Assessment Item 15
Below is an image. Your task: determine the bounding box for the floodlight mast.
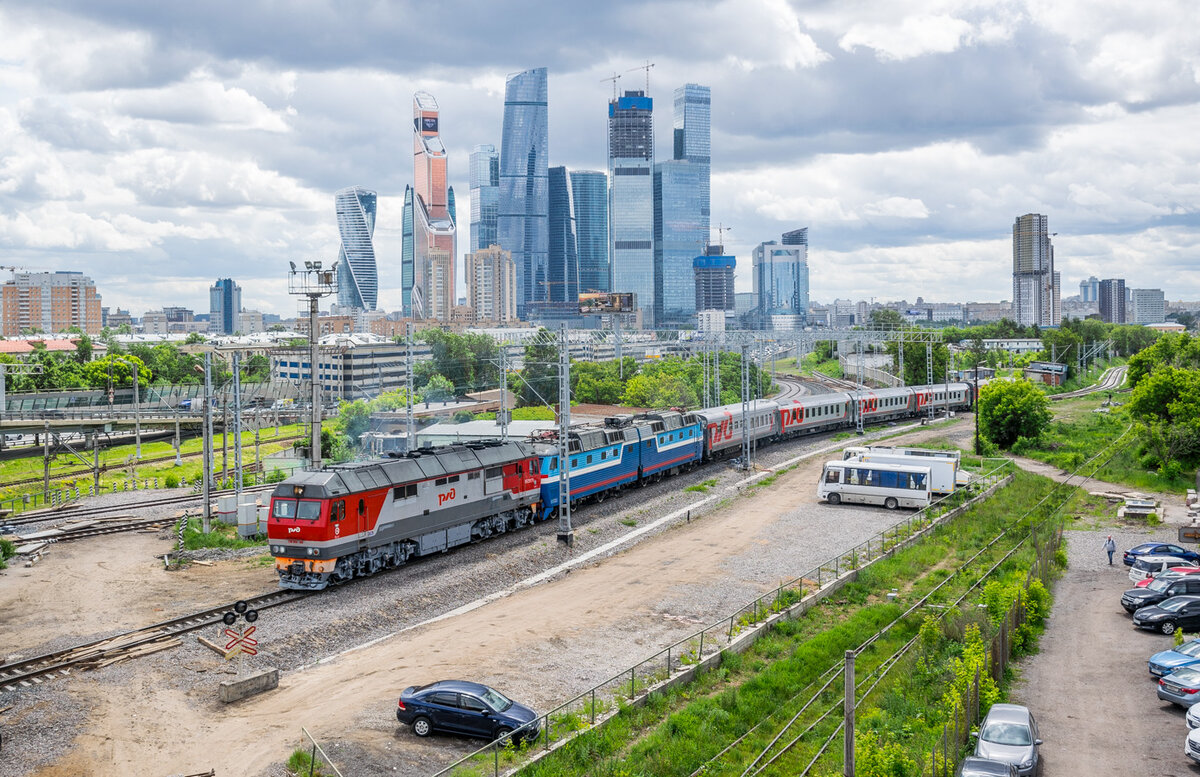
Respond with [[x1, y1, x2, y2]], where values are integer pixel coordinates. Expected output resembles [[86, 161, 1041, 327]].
[[288, 260, 338, 470]]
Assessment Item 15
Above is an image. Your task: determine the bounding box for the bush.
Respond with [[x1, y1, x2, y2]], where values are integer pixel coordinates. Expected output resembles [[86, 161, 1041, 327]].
[[285, 748, 327, 777], [164, 474, 180, 489], [856, 732, 920, 777], [266, 468, 287, 484], [0, 537, 14, 570]]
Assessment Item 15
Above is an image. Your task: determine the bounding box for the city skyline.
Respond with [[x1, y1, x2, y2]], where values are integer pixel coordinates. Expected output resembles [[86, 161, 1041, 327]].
[[0, 2, 1197, 317]]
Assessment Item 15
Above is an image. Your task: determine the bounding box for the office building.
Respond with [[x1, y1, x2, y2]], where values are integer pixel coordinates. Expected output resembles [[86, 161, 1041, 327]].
[[1011, 214, 1059, 327], [408, 91, 456, 321], [334, 185, 378, 311], [782, 228, 808, 246], [497, 67, 549, 320], [465, 244, 517, 325], [0, 271, 104, 336], [571, 170, 609, 294], [1129, 287, 1164, 325], [210, 278, 241, 335], [469, 144, 500, 253], [693, 246, 735, 313], [609, 90, 655, 326], [753, 232, 809, 331], [400, 186, 415, 316], [546, 166, 579, 308], [1079, 276, 1099, 303], [1099, 278, 1126, 324]]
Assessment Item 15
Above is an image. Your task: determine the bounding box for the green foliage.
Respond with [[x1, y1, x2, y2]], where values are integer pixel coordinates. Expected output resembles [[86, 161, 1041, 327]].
[[939, 624, 1000, 722], [266, 468, 288, 483], [1127, 332, 1200, 388], [1125, 364, 1200, 470], [285, 748, 328, 777], [977, 378, 1051, 448], [621, 372, 697, 409], [518, 329, 560, 407], [422, 373, 456, 402], [1176, 628, 1187, 648], [885, 339, 952, 387], [182, 518, 266, 550], [0, 538, 15, 569], [418, 329, 499, 394], [572, 358, 634, 405], [164, 474, 180, 488], [856, 732, 920, 777], [684, 478, 718, 494]]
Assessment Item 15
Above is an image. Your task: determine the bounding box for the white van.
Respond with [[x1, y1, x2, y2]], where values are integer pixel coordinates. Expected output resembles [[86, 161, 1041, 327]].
[[1129, 555, 1199, 583]]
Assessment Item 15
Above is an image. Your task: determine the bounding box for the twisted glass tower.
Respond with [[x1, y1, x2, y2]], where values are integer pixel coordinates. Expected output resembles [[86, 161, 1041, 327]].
[[334, 185, 378, 310], [498, 67, 549, 320]]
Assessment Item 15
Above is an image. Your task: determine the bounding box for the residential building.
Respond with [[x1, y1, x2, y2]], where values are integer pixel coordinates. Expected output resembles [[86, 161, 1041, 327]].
[[238, 310, 265, 334], [466, 245, 517, 325], [0, 271, 103, 336], [696, 309, 726, 332], [1099, 278, 1126, 324], [653, 83, 710, 328], [498, 67, 549, 320], [1079, 276, 1099, 303], [609, 90, 655, 326], [693, 247, 735, 312], [571, 170, 609, 294], [469, 144, 500, 253], [546, 166, 579, 311], [163, 306, 193, 323], [407, 91, 456, 321], [753, 231, 809, 331], [1011, 214, 1059, 327], [141, 310, 169, 335], [209, 278, 241, 335], [1129, 288, 1165, 325], [427, 248, 454, 322], [104, 307, 134, 329], [334, 185, 379, 311]]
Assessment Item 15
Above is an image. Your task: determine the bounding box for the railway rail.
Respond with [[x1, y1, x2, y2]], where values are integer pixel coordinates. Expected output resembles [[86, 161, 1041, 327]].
[[1050, 365, 1127, 401], [0, 484, 276, 530], [0, 589, 309, 693]]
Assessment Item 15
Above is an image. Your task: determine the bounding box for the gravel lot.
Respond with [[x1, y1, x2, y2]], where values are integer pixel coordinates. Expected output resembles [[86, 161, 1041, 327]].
[[0, 416, 967, 777]]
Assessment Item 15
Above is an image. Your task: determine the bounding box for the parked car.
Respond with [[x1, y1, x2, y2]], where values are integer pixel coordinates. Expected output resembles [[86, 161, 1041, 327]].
[[396, 680, 540, 743], [1158, 666, 1200, 707], [1123, 577, 1200, 613], [1187, 727, 1200, 765], [957, 756, 1019, 776], [1149, 639, 1200, 678], [972, 704, 1042, 776], [1128, 555, 1199, 583], [1124, 542, 1200, 567], [1135, 567, 1200, 588], [1188, 701, 1200, 730], [1132, 595, 1200, 635]]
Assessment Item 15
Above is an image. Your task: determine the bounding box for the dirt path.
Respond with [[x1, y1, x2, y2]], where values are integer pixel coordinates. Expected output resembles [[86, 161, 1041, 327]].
[[1009, 455, 1191, 523]]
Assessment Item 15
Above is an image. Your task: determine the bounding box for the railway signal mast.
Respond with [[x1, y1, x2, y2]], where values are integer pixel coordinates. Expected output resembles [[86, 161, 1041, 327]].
[[288, 260, 337, 470]]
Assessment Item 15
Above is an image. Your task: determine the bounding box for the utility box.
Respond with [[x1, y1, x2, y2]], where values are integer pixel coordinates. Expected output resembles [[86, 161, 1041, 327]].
[[217, 495, 238, 525], [237, 500, 259, 538]]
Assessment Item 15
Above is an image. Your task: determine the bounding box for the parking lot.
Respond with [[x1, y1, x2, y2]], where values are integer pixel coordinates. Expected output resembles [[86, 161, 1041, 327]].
[[1011, 527, 1200, 776]]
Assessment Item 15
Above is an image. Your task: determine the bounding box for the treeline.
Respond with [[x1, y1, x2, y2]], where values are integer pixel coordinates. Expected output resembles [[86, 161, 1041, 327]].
[[1126, 332, 1200, 479]]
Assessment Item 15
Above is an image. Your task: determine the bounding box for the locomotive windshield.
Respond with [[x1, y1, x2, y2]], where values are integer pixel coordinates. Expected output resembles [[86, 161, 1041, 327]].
[[272, 499, 323, 520]]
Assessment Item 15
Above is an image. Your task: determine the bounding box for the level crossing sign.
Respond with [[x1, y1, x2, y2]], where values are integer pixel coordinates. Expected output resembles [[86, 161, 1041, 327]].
[[223, 625, 258, 660]]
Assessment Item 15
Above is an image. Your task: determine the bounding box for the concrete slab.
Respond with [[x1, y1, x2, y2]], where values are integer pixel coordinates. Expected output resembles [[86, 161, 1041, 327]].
[[218, 667, 279, 704]]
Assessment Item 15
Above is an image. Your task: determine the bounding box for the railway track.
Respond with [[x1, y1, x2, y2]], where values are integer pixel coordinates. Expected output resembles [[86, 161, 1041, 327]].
[[13, 516, 179, 543], [0, 484, 276, 529], [0, 589, 309, 693], [1050, 365, 1127, 401]]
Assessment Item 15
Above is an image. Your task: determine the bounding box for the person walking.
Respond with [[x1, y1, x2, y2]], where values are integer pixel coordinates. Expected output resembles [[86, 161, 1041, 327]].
[[1104, 535, 1117, 565]]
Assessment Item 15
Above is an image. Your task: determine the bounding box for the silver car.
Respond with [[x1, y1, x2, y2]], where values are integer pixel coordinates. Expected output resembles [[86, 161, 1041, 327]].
[[973, 704, 1042, 776], [1157, 666, 1200, 707]]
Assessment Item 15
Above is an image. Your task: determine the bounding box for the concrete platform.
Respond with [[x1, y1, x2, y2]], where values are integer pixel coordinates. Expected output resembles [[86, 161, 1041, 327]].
[[219, 667, 279, 704]]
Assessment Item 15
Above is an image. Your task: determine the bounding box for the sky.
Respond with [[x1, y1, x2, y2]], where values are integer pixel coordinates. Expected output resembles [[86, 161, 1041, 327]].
[[0, 0, 1197, 320]]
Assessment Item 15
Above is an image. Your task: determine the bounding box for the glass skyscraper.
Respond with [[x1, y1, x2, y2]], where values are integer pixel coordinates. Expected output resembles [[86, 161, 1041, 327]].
[[334, 185, 378, 311], [498, 67, 549, 320], [409, 91, 457, 321], [469, 144, 500, 252], [608, 90, 654, 326], [571, 170, 608, 294], [209, 278, 241, 335], [653, 84, 710, 328], [547, 166, 579, 306], [753, 232, 809, 331], [401, 185, 414, 316]]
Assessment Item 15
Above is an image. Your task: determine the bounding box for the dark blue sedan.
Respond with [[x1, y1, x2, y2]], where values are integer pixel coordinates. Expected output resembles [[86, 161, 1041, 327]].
[[397, 680, 540, 743], [1123, 542, 1200, 567]]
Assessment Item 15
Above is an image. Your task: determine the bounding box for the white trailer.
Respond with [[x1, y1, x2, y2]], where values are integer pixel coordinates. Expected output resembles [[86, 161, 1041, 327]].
[[841, 450, 959, 495]]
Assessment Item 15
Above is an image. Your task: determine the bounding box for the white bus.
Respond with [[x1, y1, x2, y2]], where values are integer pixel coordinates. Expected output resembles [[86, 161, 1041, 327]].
[[842, 445, 961, 464], [842, 446, 966, 492], [817, 460, 933, 509]]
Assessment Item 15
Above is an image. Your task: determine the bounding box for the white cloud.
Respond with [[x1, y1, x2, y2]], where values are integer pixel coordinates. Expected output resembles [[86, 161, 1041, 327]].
[[839, 14, 975, 61]]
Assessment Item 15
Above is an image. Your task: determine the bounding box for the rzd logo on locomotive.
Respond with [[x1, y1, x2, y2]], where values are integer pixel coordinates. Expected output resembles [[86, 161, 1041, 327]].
[[438, 488, 456, 506]]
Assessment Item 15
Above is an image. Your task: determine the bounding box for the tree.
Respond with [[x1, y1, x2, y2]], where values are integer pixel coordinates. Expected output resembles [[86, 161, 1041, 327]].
[[335, 399, 373, 442], [1128, 333, 1200, 388], [571, 360, 627, 405], [422, 374, 456, 402], [977, 378, 1051, 448], [1126, 365, 1200, 473], [620, 373, 698, 409], [869, 309, 904, 328], [517, 329, 559, 407], [184, 332, 207, 345], [886, 341, 951, 386]]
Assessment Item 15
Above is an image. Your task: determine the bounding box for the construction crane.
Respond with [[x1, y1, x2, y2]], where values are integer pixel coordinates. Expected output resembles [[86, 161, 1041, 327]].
[[625, 60, 655, 93], [600, 72, 622, 101]]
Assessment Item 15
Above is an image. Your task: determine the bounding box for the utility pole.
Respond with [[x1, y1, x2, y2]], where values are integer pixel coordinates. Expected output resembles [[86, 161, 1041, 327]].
[[844, 650, 856, 776], [202, 352, 214, 532], [221, 391, 229, 486], [741, 343, 751, 470], [557, 323, 573, 546], [42, 421, 51, 499], [287, 260, 337, 469], [232, 352, 243, 504], [92, 432, 100, 494], [406, 321, 415, 451], [926, 342, 934, 421], [499, 341, 509, 441]]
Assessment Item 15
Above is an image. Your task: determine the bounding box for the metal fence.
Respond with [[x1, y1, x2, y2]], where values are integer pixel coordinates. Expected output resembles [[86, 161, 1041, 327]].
[[427, 458, 1015, 777]]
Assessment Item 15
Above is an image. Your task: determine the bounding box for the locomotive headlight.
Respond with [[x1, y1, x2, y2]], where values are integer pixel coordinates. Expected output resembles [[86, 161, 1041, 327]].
[[309, 547, 320, 556]]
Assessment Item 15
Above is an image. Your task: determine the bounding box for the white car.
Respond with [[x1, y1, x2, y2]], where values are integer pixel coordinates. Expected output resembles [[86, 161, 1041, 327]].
[[1187, 727, 1200, 765], [1129, 555, 1198, 583], [1187, 701, 1200, 730]]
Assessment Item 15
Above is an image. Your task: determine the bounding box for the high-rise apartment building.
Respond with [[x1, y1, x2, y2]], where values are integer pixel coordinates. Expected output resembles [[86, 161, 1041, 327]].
[[1079, 276, 1099, 303], [1129, 288, 1165, 325], [1099, 278, 1127, 323], [570, 170, 609, 294], [210, 278, 241, 335], [653, 84, 711, 328], [498, 67, 549, 321], [693, 246, 735, 312], [469, 144, 500, 253], [1011, 214, 1059, 327], [547, 166, 579, 309], [405, 91, 456, 321], [609, 90, 655, 327], [465, 245, 516, 325], [334, 185, 378, 311], [753, 231, 809, 331], [0, 271, 103, 335]]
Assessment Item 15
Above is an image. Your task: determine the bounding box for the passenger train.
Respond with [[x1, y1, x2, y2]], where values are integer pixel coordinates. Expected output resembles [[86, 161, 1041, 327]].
[[267, 382, 974, 589]]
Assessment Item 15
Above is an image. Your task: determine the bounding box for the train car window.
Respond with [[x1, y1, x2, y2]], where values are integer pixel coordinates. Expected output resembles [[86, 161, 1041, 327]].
[[468, 471, 481, 480], [600, 451, 606, 460], [272, 499, 297, 518], [586, 455, 593, 464], [449, 474, 460, 483], [486, 467, 502, 479], [358, 498, 366, 516], [436, 477, 447, 486], [332, 501, 345, 522], [296, 500, 322, 520]]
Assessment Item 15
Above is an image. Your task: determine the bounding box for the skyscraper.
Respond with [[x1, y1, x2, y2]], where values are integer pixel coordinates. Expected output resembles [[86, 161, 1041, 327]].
[[547, 166, 579, 307], [1129, 288, 1165, 325], [609, 90, 654, 326], [1079, 276, 1099, 303], [410, 91, 456, 321], [693, 246, 735, 312], [400, 185, 415, 316], [570, 170, 609, 294], [210, 278, 241, 335], [1011, 214, 1059, 327], [1099, 278, 1126, 323], [498, 67, 549, 320], [466, 245, 516, 325], [753, 232, 809, 331], [334, 185, 378, 311], [469, 144, 500, 252]]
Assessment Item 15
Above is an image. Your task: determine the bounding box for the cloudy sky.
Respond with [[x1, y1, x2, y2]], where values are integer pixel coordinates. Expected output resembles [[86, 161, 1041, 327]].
[[1, 0, 1197, 319]]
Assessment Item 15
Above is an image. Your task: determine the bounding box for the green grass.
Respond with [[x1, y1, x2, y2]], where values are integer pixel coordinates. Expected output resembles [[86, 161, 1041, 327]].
[[285, 747, 329, 777], [684, 478, 719, 494], [801, 352, 844, 379], [182, 517, 267, 551], [0, 537, 15, 570], [514, 469, 1064, 777], [618, 518, 638, 528]]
